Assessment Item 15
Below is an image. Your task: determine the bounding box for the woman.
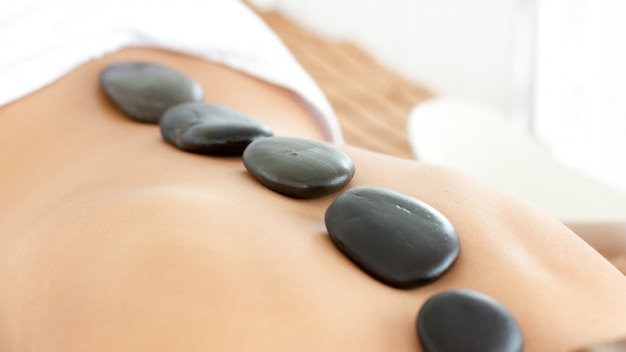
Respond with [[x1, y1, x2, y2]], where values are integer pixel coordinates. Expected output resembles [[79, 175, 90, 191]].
[[1, 2, 626, 351]]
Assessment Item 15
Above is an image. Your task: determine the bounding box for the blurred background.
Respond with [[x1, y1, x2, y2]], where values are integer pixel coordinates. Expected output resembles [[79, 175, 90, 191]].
[[248, 0, 626, 198]]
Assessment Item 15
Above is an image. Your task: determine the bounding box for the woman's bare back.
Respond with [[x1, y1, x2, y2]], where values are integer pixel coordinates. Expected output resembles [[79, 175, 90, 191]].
[[1, 48, 625, 351]]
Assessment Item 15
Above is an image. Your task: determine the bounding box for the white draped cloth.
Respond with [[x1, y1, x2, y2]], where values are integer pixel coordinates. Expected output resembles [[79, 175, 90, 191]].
[[0, 0, 343, 142]]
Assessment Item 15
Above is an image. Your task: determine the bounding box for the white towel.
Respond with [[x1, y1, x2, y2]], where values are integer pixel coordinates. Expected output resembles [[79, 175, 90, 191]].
[[0, 0, 343, 142]]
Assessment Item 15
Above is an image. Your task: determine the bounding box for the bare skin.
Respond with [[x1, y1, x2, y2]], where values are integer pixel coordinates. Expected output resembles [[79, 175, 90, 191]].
[[1, 48, 626, 352]]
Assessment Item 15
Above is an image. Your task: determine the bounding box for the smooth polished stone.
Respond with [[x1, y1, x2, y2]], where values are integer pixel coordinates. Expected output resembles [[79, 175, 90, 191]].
[[242, 137, 355, 198], [417, 289, 524, 352], [160, 102, 273, 155], [324, 186, 459, 288], [100, 62, 203, 123]]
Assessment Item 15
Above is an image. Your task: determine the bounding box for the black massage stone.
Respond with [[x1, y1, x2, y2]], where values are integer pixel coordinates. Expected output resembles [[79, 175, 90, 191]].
[[417, 289, 523, 352], [100, 62, 203, 123], [324, 186, 460, 288], [160, 102, 273, 155], [242, 137, 355, 198]]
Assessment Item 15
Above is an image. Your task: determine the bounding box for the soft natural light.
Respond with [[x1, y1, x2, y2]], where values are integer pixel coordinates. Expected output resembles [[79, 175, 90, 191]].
[[253, 0, 626, 192]]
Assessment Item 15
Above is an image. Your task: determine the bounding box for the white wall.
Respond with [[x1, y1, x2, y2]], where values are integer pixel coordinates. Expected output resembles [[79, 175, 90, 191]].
[[588, 0, 626, 191], [531, 0, 626, 192], [267, 0, 518, 117], [603, 1, 626, 157], [252, 0, 626, 191]]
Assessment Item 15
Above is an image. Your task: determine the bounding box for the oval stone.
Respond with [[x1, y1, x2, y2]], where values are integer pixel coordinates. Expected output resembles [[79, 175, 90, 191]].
[[160, 102, 273, 155], [242, 137, 355, 198], [100, 62, 203, 123], [324, 186, 459, 288], [417, 289, 524, 352]]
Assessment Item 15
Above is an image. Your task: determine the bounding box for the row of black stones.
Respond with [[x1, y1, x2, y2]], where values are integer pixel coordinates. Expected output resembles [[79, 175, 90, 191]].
[[100, 61, 523, 351]]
